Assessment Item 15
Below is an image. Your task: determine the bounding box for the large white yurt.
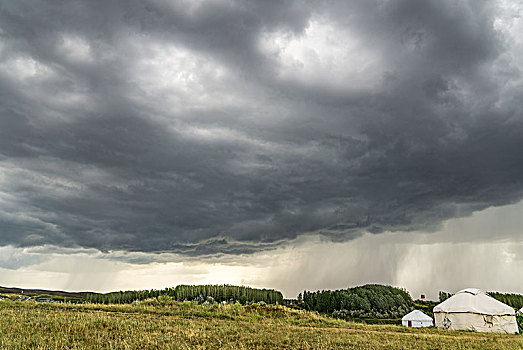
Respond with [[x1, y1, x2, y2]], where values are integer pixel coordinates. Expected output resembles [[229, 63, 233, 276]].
[[433, 288, 519, 334], [402, 310, 433, 328]]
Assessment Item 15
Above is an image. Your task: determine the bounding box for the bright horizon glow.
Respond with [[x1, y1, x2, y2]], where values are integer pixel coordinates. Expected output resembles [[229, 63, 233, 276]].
[[1, 200, 522, 300]]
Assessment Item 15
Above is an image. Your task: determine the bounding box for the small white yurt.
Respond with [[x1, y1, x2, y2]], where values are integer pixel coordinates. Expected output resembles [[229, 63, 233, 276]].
[[402, 310, 433, 328], [433, 288, 519, 334]]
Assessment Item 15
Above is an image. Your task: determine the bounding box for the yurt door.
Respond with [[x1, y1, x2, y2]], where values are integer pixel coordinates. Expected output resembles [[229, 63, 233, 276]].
[[408, 321, 412, 327]]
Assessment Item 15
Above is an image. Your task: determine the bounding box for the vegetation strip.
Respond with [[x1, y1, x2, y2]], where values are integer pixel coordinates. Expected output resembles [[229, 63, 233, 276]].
[[1, 297, 522, 349]]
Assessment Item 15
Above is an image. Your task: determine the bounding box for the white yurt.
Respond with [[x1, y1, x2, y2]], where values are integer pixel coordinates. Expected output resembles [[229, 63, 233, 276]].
[[402, 310, 433, 328], [433, 288, 519, 334]]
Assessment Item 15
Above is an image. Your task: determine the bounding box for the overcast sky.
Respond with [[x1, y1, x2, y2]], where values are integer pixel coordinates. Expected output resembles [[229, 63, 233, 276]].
[[0, 0, 522, 299]]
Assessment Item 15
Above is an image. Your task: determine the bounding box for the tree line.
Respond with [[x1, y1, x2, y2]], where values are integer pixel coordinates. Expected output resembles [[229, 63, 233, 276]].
[[85, 285, 283, 305], [85, 288, 174, 304], [174, 285, 283, 304], [438, 291, 453, 302], [489, 292, 523, 310], [301, 284, 413, 319]]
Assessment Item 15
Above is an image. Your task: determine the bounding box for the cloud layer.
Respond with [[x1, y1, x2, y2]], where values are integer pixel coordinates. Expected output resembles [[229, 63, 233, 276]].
[[1, 0, 522, 255], [1, 201, 523, 298]]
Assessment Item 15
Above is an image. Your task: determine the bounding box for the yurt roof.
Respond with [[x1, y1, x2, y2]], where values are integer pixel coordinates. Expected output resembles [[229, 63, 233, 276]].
[[433, 288, 515, 315], [402, 310, 433, 322]]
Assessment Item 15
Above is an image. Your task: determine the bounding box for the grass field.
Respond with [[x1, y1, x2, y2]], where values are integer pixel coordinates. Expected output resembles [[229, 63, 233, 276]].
[[0, 298, 522, 349]]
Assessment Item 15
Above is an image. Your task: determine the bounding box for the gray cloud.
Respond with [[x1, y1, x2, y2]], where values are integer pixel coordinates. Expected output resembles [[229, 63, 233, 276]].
[[0, 0, 522, 256]]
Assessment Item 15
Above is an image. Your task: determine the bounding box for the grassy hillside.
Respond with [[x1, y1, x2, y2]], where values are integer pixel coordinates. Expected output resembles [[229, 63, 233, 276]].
[[0, 298, 522, 349]]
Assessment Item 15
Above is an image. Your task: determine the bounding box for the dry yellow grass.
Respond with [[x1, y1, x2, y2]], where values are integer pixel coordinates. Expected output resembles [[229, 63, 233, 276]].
[[0, 299, 521, 349]]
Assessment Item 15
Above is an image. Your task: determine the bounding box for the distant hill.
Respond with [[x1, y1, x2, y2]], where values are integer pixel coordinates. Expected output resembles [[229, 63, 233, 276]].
[[1, 284, 284, 305], [0, 286, 88, 299]]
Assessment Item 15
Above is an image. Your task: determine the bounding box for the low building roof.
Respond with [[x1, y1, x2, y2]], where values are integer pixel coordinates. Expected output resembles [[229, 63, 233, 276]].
[[402, 310, 433, 322], [433, 288, 515, 315]]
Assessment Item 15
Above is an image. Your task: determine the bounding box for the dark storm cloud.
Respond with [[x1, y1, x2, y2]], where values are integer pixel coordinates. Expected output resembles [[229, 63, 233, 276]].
[[0, 0, 522, 256]]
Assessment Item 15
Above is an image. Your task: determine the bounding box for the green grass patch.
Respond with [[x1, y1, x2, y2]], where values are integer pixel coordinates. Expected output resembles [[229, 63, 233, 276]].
[[0, 298, 521, 349]]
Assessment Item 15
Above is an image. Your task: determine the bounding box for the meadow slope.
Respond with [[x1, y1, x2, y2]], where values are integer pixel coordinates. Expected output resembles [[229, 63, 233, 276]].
[[0, 299, 521, 349]]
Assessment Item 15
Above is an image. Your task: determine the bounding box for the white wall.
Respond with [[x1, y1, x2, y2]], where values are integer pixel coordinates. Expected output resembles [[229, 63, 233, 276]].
[[434, 312, 519, 334], [402, 320, 433, 328]]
